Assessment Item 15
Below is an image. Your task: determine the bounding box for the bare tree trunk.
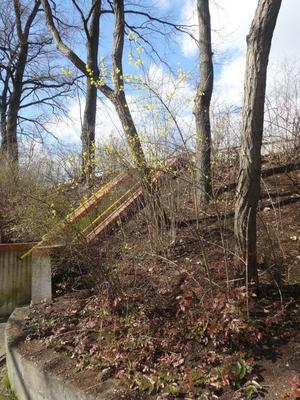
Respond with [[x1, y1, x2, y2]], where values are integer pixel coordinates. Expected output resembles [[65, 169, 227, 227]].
[[194, 0, 213, 205], [114, 95, 148, 172], [112, 0, 147, 173], [5, 0, 40, 163], [112, 0, 168, 227], [234, 0, 282, 285], [0, 73, 9, 152], [81, 81, 97, 180], [81, 0, 101, 182], [6, 45, 27, 162]]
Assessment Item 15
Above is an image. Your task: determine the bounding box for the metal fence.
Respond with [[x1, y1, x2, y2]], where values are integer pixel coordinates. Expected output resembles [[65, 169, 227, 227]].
[[0, 243, 33, 317]]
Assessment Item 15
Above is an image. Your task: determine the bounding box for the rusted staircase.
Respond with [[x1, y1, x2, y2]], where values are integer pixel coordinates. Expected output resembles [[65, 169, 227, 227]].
[[21, 156, 185, 259]]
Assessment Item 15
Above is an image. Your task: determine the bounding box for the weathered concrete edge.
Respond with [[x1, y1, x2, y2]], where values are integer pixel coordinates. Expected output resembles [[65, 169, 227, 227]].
[[5, 307, 120, 400]]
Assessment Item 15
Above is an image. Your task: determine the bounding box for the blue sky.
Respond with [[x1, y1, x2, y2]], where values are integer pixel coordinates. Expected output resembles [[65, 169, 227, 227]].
[[42, 0, 300, 149]]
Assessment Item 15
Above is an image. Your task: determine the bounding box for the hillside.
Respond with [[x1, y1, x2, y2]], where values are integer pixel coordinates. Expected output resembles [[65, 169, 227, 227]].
[[15, 153, 300, 400]]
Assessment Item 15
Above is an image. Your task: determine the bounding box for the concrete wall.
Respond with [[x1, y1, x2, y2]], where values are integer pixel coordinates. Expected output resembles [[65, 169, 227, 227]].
[[6, 308, 120, 400], [31, 248, 53, 304], [0, 244, 33, 317]]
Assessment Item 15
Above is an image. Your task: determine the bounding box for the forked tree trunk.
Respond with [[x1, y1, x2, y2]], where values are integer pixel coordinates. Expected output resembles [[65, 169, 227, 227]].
[[234, 0, 282, 285], [42, 0, 167, 226], [41, 0, 148, 174], [194, 0, 213, 205]]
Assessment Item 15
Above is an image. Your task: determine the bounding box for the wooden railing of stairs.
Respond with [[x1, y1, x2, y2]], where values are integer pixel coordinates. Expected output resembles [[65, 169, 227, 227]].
[[21, 156, 186, 259]]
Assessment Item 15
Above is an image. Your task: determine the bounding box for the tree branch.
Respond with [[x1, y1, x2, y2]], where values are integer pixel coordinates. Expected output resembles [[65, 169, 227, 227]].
[[41, 0, 114, 101]]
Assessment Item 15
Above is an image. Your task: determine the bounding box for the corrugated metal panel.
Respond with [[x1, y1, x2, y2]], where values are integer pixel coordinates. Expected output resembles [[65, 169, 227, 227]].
[[0, 248, 32, 317]]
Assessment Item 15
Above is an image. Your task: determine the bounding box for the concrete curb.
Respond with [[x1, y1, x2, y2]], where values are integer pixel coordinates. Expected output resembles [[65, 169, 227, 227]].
[[5, 307, 120, 400], [0, 322, 6, 365]]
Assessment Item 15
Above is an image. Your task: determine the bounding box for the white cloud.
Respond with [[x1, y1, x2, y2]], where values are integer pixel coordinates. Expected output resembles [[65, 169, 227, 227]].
[[155, 0, 171, 10], [180, 0, 300, 105], [44, 66, 195, 153], [155, 0, 183, 12], [215, 55, 246, 105], [45, 97, 123, 146], [145, 63, 195, 139], [180, 0, 299, 59], [46, 100, 82, 145], [179, 0, 198, 57]]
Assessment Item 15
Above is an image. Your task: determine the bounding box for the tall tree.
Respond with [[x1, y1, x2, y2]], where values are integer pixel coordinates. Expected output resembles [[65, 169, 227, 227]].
[[74, 0, 101, 181], [3, 0, 40, 162], [234, 0, 282, 285], [41, 0, 148, 175], [193, 0, 214, 205], [0, 0, 75, 162], [41, 0, 194, 175]]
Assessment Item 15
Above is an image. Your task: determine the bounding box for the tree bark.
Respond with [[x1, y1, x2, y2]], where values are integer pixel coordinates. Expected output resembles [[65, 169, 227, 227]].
[[5, 0, 40, 162], [81, 80, 98, 180], [6, 43, 28, 162], [112, 0, 147, 173], [0, 73, 9, 152], [193, 0, 213, 205], [81, 0, 101, 182], [234, 0, 282, 285]]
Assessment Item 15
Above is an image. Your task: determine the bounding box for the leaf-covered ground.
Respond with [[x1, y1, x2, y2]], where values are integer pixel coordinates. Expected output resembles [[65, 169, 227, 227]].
[[20, 154, 300, 399], [24, 283, 299, 399]]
